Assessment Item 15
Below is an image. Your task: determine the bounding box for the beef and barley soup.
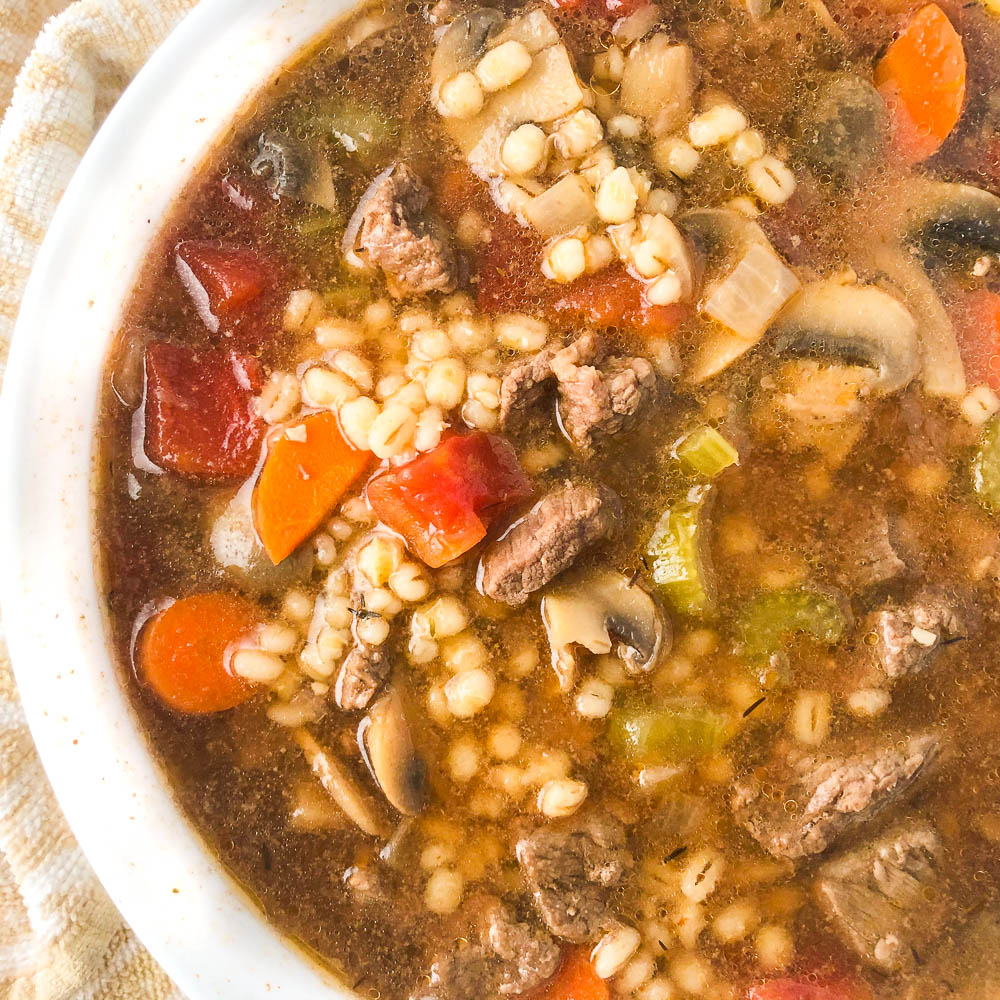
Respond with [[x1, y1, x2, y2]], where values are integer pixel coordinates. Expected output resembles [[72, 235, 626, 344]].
[[96, 0, 1000, 996]]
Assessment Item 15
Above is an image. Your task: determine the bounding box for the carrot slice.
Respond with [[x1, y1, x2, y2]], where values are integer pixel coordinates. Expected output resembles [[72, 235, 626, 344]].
[[532, 949, 608, 1000], [140, 593, 263, 714], [875, 3, 966, 164], [254, 411, 372, 564]]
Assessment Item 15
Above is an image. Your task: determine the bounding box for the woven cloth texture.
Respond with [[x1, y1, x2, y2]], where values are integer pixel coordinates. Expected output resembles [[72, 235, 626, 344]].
[[0, 2, 196, 997]]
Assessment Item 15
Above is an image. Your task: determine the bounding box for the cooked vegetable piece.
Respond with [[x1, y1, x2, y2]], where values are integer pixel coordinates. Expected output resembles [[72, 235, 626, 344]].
[[143, 342, 264, 483], [736, 586, 846, 660], [175, 240, 270, 328], [366, 433, 532, 568], [646, 486, 715, 615], [534, 948, 607, 1000], [972, 414, 1000, 512], [551, 265, 690, 339], [254, 412, 372, 563], [874, 3, 966, 165], [608, 695, 728, 764], [950, 288, 1000, 390], [675, 426, 739, 478], [139, 593, 263, 713], [746, 978, 872, 1000]]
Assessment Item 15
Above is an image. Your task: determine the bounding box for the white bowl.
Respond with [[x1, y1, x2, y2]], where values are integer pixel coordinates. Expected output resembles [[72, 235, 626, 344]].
[[0, 1, 365, 996]]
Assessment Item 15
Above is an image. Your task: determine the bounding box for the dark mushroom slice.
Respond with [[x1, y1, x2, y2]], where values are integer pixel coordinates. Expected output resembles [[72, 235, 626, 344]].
[[797, 72, 886, 185], [430, 7, 505, 93], [902, 179, 1000, 265], [767, 277, 920, 395], [251, 130, 339, 214], [541, 569, 669, 690], [358, 687, 430, 816]]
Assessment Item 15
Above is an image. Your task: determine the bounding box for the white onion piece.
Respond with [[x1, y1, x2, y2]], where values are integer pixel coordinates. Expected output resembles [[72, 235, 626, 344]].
[[869, 246, 967, 399], [702, 241, 800, 341], [613, 4, 661, 45], [341, 164, 394, 270]]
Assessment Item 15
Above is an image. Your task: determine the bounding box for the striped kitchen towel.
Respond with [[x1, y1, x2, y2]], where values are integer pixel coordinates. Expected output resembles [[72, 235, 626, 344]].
[[0, 3, 196, 997]]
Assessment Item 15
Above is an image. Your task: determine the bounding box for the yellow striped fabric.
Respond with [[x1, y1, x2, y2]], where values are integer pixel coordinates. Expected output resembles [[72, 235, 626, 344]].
[[0, 3, 196, 997]]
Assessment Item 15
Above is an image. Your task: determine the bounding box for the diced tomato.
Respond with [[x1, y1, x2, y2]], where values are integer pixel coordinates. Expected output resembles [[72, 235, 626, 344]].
[[949, 288, 1000, 390], [176, 240, 270, 327], [144, 342, 265, 483], [875, 3, 967, 165], [366, 433, 532, 568], [548, 0, 648, 19], [746, 977, 872, 1000], [552, 265, 690, 339], [529, 949, 608, 1000]]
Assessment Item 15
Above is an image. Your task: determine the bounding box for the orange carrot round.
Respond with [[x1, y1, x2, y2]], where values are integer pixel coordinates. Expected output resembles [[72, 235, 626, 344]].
[[139, 593, 263, 713], [875, 3, 966, 165], [253, 411, 372, 564], [533, 949, 609, 1000]]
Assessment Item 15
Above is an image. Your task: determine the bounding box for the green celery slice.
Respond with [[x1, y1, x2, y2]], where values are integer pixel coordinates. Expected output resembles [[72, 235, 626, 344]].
[[646, 486, 715, 616], [736, 586, 846, 660], [972, 415, 1000, 514], [608, 696, 729, 765], [675, 426, 739, 478]]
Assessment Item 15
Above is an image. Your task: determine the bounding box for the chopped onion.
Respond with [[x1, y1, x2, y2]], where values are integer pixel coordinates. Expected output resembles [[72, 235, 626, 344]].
[[620, 36, 693, 127], [702, 242, 800, 341], [613, 4, 662, 46], [523, 173, 597, 237], [342, 164, 393, 270], [870, 246, 966, 399]]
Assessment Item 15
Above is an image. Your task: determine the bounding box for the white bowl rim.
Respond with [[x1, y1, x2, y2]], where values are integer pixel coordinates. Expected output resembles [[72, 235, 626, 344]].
[[0, 0, 367, 996]]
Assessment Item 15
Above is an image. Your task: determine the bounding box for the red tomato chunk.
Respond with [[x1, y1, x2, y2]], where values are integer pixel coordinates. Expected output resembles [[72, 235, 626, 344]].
[[950, 288, 1000, 391], [366, 433, 533, 568], [176, 239, 270, 330], [143, 342, 264, 483], [747, 977, 872, 1000]]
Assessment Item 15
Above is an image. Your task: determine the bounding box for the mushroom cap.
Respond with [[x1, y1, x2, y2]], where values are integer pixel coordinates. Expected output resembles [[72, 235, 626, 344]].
[[541, 569, 669, 690], [767, 277, 920, 395], [359, 687, 429, 817], [901, 179, 1000, 263]]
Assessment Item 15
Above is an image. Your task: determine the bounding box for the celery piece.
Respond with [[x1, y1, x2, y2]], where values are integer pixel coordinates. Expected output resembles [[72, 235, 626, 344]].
[[323, 275, 373, 313], [736, 586, 846, 660], [646, 486, 716, 616], [675, 426, 739, 478], [608, 696, 728, 765], [296, 207, 342, 238], [972, 415, 1000, 514]]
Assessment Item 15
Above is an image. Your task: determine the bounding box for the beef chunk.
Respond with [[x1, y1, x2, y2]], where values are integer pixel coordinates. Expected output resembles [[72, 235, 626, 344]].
[[817, 505, 907, 590], [411, 942, 495, 1000], [500, 348, 556, 428], [486, 902, 562, 995], [869, 588, 964, 684], [412, 900, 560, 1000], [732, 733, 940, 859], [550, 333, 656, 456], [334, 642, 388, 710], [816, 822, 950, 973], [480, 481, 622, 606], [902, 906, 1000, 1000], [358, 163, 457, 298], [516, 815, 633, 942], [499, 332, 657, 454]]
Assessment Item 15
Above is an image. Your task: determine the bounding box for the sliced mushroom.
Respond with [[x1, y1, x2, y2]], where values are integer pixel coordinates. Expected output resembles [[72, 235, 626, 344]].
[[251, 131, 339, 213], [901, 179, 1000, 264], [358, 688, 429, 817], [292, 728, 390, 838], [430, 8, 505, 92], [798, 73, 886, 184], [767, 277, 920, 395], [541, 569, 669, 691]]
